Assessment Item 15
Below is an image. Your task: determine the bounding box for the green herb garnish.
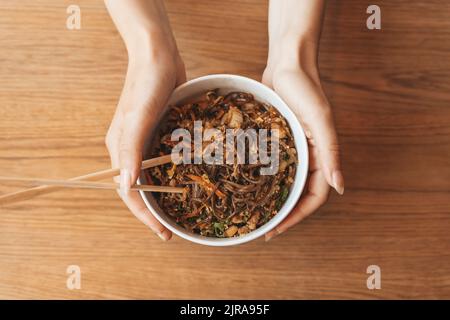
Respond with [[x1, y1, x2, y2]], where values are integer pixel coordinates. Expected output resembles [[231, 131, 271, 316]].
[[213, 222, 225, 237], [275, 186, 289, 210]]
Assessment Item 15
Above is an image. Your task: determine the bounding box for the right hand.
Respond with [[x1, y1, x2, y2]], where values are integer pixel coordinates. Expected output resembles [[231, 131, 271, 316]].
[[105, 43, 186, 241]]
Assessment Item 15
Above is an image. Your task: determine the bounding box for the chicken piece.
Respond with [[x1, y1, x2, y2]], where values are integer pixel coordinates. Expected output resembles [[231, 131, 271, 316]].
[[231, 214, 244, 224], [247, 211, 261, 230], [222, 106, 243, 128], [224, 225, 238, 237], [238, 226, 250, 235], [167, 164, 177, 179], [279, 148, 297, 172], [271, 122, 287, 139]]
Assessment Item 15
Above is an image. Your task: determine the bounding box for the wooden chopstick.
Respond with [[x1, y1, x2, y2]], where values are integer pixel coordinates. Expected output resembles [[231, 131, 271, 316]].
[[0, 176, 184, 193], [0, 154, 173, 205]]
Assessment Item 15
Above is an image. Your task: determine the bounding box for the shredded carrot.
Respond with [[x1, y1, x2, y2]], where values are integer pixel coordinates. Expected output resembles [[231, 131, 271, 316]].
[[187, 174, 226, 199], [184, 204, 205, 219]]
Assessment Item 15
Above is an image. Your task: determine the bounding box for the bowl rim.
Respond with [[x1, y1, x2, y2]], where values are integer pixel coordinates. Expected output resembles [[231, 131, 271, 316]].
[[138, 74, 309, 246]]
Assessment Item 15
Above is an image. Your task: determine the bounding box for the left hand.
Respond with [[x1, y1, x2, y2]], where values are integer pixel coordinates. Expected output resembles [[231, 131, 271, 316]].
[[262, 50, 344, 241]]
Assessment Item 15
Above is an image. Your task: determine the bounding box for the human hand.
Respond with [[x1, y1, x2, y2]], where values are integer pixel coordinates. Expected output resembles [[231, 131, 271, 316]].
[[105, 0, 185, 241], [262, 38, 344, 241]]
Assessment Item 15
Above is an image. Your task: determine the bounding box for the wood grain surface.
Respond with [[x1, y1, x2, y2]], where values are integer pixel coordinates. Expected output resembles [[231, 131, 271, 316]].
[[0, 0, 449, 299]]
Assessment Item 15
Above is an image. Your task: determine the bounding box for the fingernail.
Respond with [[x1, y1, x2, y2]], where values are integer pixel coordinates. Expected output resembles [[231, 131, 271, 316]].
[[156, 229, 171, 241], [120, 169, 131, 197], [157, 233, 167, 242], [332, 170, 345, 195], [265, 228, 282, 242]]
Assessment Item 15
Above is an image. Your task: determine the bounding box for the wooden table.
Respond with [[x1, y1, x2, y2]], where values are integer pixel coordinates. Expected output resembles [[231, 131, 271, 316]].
[[0, 0, 449, 299]]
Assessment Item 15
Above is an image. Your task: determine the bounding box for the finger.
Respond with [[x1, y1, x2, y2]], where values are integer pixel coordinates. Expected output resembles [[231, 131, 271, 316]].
[[307, 106, 344, 195], [121, 190, 173, 241], [274, 71, 344, 195], [265, 169, 329, 241], [107, 114, 172, 241], [117, 67, 174, 196], [308, 143, 320, 172], [118, 104, 161, 197], [105, 111, 123, 187]]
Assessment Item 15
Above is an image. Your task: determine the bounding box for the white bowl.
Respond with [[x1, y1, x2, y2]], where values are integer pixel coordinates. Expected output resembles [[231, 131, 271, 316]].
[[138, 74, 309, 246]]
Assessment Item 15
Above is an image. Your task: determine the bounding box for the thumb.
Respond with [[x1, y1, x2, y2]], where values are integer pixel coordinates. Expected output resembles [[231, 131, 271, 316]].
[[119, 108, 159, 197]]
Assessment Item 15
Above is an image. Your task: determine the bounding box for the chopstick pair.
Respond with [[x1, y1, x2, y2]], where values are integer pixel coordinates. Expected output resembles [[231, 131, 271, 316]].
[[0, 154, 180, 205], [0, 177, 184, 193]]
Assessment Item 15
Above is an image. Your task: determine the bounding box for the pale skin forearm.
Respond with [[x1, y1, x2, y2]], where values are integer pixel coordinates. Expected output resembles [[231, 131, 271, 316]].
[[104, 0, 179, 63], [266, 0, 325, 81]]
